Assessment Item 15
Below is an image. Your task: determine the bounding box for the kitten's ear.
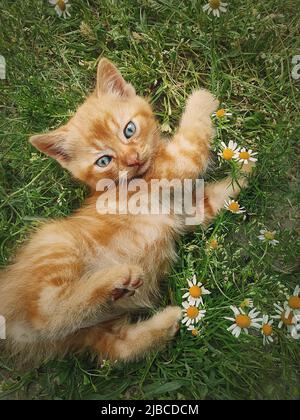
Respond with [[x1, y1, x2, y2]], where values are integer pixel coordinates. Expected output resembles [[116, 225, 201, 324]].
[[96, 58, 136, 98], [29, 128, 70, 166]]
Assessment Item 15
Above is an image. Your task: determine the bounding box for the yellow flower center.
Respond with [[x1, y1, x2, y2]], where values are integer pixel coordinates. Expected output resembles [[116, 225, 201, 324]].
[[235, 314, 251, 329], [189, 285, 202, 298], [186, 306, 199, 319], [222, 148, 234, 160], [228, 201, 240, 213], [264, 231, 275, 241], [216, 108, 226, 118], [281, 312, 294, 326], [288, 296, 300, 310], [239, 151, 250, 160], [209, 0, 221, 9], [262, 324, 273, 336], [57, 0, 66, 11], [209, 239, 218, 249], [191, 328, 199, 336]]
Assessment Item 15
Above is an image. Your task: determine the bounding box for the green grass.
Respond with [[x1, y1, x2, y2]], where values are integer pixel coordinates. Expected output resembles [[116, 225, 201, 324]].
[[0, 0, 300, 400]]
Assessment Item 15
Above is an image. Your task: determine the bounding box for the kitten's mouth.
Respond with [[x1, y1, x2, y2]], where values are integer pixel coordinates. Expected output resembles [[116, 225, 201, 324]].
[[136, 158, 151, 176]]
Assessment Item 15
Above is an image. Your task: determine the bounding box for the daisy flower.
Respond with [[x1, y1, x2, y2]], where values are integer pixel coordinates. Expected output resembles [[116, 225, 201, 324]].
[[49, 0, 71, 19], [203, 0, 228, 17], [225, 306, 262, 338], [237, 148, 258, 165], [182, 275, 211, 306], [285, 285, 300, 318], [272, 302, 298, 337], [218, 140, 239, 161], [258, 229, 279, 246], [261, 315, 274, 345], [182, 301, 206, 327], [224, 199, 246, 214], [208, 238, 218, 250], [187, 325, 200, 336], [240, 298, 254, 309], [213, 108, 232, 118]]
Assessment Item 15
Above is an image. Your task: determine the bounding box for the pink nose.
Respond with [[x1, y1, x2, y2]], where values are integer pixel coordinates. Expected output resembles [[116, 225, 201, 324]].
[[126, 152, 141, 167]]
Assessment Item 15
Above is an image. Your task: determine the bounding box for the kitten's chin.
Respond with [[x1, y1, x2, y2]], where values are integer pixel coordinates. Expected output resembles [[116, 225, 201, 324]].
[[136, 158, 151, 177]]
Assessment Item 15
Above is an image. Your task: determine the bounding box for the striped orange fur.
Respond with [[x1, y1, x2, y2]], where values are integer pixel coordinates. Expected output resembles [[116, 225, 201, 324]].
[[0, 59, 252, 366]]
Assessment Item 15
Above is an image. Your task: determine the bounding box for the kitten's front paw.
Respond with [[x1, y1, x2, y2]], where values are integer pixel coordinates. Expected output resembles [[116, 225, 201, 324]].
[[154, 306, 182, 339], [111, 265, 144, 301], [240, 160, 256, 174], [187, 89, 219, 116]]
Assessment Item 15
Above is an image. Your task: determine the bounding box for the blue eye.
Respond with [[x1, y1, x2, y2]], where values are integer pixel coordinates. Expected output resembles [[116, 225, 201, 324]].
[[124, 121, 136, 139], [95, 155, 112, 167]]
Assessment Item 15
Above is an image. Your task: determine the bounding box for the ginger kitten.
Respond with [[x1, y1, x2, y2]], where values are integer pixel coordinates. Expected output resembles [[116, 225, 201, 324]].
[[0, 59, 250, 366]]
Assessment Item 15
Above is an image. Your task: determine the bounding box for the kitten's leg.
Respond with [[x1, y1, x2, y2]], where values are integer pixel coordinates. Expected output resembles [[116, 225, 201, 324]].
[[78, 306, 182, 362], [32, 264, 144, 338], [149, 89, 219, 180], [187, 162, 256, 227]]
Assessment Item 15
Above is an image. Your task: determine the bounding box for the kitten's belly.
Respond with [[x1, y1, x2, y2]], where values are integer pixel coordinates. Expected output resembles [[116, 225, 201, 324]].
[[86, 213, 183, 316], [101, 213, 182, 268]]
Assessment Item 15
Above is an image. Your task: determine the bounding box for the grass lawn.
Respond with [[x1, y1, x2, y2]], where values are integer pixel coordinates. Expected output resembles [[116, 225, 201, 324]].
[[0, 0, 299, 400]]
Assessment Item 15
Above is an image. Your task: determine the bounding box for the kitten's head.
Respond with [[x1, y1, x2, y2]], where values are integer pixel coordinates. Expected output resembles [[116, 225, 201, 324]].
[[30, 59, 158, 189]]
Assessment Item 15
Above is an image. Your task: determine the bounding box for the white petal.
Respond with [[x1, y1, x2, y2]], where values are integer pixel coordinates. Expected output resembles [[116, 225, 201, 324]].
[[182, 317, 188, 324], [285, 307, 291, 318], [249, 308, 259, 317], [227, 324, 237, 332], [234, 327, 241, 338], [230, 306, 240, 316], [274, 303, 283, 311], [55, 6, 63, 16]]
